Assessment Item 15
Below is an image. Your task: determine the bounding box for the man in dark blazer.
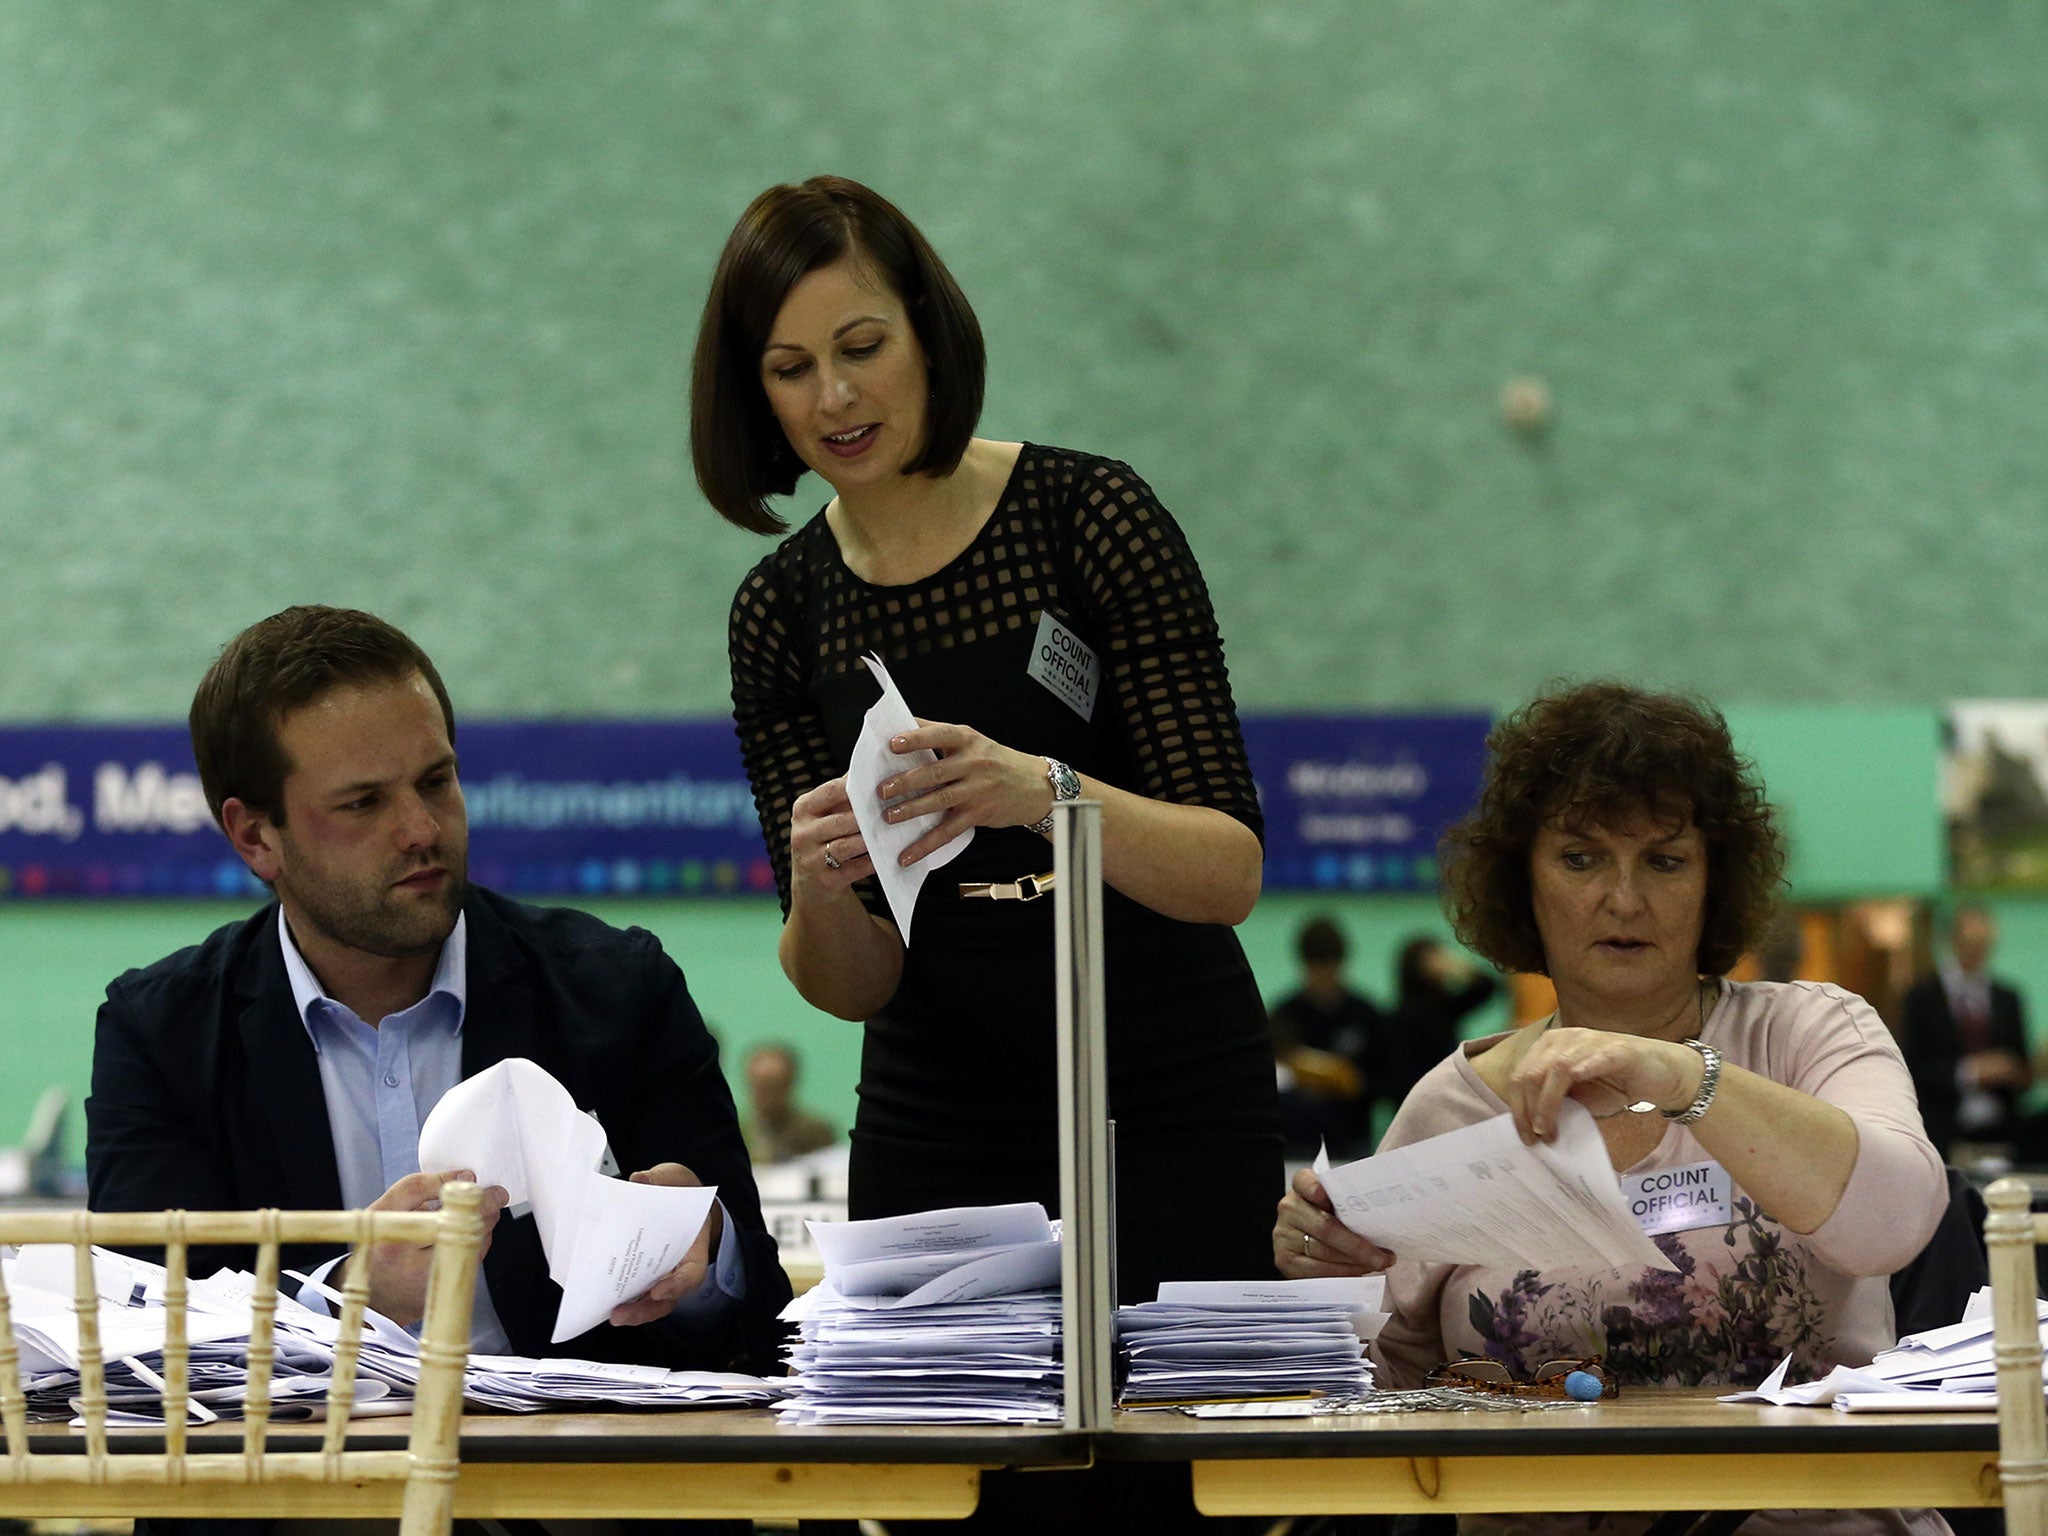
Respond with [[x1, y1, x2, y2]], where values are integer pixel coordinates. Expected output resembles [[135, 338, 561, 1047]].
[[1900, 905, 2033, 1160], [86, 605, 788, 1376]]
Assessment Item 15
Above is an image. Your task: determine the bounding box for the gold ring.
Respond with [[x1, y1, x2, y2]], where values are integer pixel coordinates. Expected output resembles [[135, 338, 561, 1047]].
[[1302, 1231, 1312, 1257]]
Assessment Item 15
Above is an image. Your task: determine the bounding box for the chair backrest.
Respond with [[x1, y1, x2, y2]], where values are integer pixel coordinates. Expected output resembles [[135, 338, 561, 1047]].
[[1986, 1177, 2048, 1534], [0, 1183, 481, 1536]]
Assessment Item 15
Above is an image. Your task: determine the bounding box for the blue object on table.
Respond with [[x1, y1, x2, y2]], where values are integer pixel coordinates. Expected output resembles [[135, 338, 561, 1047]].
[[1563, 1370, 1604, 1402]]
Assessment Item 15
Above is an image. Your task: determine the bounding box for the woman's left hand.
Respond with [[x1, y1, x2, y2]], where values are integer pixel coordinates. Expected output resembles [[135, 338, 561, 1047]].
[[1503, 1026, 1704, 1144], [878, 720, 1055, 865]]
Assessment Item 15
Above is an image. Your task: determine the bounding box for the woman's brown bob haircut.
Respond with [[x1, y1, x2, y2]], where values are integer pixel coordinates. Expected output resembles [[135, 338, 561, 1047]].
[[1440, 682, 1785, 978], [189, 605, 455, 829], [690, 176, 986, 535]]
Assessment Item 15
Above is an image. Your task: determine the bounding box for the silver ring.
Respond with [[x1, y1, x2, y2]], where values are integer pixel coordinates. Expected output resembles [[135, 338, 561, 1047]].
[[1302, 1231, 1312, 1257], [822, 844, 842, 871]]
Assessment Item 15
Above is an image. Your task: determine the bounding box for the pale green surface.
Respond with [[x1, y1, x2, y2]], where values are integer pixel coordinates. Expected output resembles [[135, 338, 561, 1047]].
[[0, 703, 1985, 1165], [21, 884, 2048, 1171], [4, 2, 2048, 715], [9, 2, 2048, 1165], [0, 890, 1499, 1168], [1724, 706, 1946, 899]]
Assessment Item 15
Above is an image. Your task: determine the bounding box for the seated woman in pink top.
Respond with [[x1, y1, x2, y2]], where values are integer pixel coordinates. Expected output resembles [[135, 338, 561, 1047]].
[[1275, 682, 1948, 1536]]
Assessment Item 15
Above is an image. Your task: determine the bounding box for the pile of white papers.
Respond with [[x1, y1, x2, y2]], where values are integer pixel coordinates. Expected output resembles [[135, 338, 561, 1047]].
[[1315, 1101, 1675, 1274], [1, 1240, 780, 1423], [1116, 1276, 1387, 1407], [777, 1203, 1062, 1425], [1723, 1287, 2048, 1412], [460, 1354, 781, 1412]]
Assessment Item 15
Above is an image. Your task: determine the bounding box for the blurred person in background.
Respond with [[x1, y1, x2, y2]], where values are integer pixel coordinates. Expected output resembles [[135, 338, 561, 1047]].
[[1378, 934, 1499, 1112], [1901, 904, 2032, 1160], [1269, 914, 1382, 1157], [1754, 905, 1805, 983], [740, 1041, 837, 1164]]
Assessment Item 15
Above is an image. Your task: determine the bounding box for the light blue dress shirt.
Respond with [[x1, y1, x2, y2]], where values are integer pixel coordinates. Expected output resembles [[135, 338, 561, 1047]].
[[277, 909, 743, 1351]]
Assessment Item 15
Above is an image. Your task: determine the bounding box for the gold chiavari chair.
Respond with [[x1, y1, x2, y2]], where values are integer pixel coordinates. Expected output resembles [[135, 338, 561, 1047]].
[[1, 1182, 481, 1536], [1987, 1176, 2048, 1534]]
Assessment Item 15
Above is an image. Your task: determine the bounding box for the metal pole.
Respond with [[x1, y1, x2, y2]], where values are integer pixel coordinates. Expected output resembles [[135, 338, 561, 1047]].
[[1055, 798, 1112, 1432]]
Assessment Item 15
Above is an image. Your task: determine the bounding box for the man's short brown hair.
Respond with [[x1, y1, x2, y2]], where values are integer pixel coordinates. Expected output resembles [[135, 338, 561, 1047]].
[[1439, 682, 1785, 977], [689, 175, 986, 536], [189, 606, 455, 829]]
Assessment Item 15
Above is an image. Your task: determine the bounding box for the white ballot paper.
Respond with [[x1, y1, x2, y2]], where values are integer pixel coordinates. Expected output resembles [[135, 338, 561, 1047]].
[[418, 1058, 717, 1343], [809, 1202, 1052, 1294], [847, 653, 975, 944], [1718, 1289, 2048, 1412], [1316, 1100, 1676, 1273]]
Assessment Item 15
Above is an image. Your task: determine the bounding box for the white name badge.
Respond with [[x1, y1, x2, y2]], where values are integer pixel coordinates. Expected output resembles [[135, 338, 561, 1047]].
[[1622, 1159, 1733, 1236], [1027, 611, 1100, 721]]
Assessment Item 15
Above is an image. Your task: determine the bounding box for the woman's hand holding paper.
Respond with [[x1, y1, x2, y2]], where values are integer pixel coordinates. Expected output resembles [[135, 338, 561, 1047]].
[[1271, 1166, 1394, 1280]]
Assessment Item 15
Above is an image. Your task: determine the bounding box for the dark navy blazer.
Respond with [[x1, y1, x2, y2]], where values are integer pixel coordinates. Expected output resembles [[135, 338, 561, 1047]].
[[86, 884, 789, 1375]]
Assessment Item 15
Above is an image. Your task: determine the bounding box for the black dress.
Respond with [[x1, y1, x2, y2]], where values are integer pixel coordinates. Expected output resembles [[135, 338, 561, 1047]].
[[730, 445, 1282, 1303]]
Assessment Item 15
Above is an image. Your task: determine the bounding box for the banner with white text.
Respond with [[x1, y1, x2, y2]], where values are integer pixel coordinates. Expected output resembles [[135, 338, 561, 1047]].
[[0, 714, 1489, 899]]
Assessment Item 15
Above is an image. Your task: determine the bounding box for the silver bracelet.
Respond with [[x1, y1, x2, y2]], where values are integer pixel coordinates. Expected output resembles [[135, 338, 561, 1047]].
[[1663, 1039, 1722, 1125]]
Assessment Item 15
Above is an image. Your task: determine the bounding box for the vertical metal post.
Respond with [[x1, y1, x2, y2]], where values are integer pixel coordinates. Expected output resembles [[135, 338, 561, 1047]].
[[1055, 799, 1113, 1432]]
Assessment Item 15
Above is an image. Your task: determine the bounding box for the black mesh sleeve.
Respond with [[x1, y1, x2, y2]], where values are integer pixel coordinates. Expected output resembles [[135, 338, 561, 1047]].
[[1066, 458, 1264, 839], [728, 552, 833, 915]]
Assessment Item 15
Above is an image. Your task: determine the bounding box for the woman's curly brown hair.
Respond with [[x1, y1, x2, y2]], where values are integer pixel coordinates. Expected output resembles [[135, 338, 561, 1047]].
[[1440, 682, 1786, 977]]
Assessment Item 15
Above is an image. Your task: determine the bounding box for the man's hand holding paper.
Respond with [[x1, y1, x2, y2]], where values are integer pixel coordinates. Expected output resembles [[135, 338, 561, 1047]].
[[362, 1169, 511, 1328], [418, 1058, 723, 1342], [609, 1163, 725, 1327]]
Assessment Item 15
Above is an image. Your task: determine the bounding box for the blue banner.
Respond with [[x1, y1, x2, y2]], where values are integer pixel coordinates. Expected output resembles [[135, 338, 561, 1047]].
[[0, 722, 771, 900], [1243, 714, 1493, 893], [0, 714, 1491, 899]]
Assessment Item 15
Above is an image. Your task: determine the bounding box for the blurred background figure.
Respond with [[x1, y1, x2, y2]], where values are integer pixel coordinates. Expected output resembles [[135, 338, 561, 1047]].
[[740, 1042, 838, 1165], [1378, 936, 1500, 1112], [1754, 906, 1806, 983], [1269, 915, 1383, 1159], [1900, 905, 2032, 1161]]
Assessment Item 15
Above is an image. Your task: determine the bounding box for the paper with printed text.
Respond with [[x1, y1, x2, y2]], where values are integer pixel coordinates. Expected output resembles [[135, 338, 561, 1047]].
[[1315, 1100, 1677, 1273], [419, 1057, 716, 1341]]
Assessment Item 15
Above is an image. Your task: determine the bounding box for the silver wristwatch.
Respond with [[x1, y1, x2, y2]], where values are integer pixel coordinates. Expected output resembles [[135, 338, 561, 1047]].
[[1029, 757, 1082, 836], [1663, 1039, 1722, 1124]]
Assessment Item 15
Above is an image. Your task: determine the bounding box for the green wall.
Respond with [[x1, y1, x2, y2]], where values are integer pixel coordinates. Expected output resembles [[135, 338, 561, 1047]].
[[7, 3, 2048, 1157], [0, 890, 1492, 1164], [3, 2, 2048, 718], [3, 702, 2026, 1159]]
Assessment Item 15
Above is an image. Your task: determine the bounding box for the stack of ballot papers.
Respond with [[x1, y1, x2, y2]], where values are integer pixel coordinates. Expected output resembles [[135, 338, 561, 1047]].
[[1, 1241, 780, 1423], [1115, 1276, 1388, 1407], [776, 1202, 1063, 1425], [1722, 1286, 2048, 1412]]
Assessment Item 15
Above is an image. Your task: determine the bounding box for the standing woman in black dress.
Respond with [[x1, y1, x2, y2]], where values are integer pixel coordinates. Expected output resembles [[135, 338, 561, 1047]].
[[692, 177, 1281, 1306]]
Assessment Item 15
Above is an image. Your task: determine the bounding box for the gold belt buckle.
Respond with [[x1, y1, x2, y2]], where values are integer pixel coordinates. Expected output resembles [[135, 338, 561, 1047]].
[[959, 870, 1058, 901]]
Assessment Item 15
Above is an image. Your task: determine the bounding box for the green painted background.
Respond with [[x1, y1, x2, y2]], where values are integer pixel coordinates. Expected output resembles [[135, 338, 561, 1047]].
[[5, 2, 2048, 1155]]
